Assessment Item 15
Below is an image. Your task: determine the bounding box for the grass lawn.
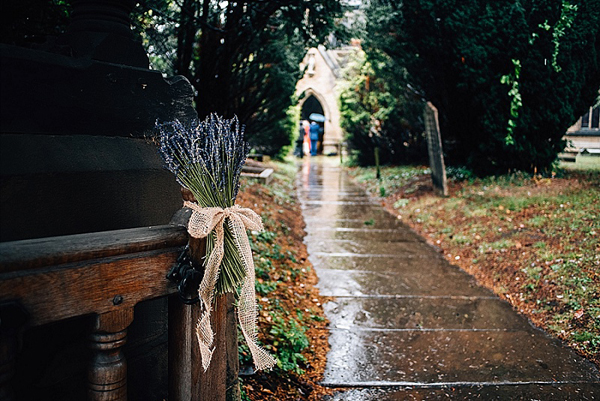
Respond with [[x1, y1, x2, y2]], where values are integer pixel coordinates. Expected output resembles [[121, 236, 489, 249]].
[[349, 163, 600, 367]]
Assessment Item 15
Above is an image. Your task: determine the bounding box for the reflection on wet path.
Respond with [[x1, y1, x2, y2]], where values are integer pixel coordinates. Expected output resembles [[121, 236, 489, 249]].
[[297, 157, 600, 399]]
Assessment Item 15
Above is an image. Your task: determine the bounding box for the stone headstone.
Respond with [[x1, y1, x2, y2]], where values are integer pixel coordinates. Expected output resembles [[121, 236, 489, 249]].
[[424, 102, 448, 196]]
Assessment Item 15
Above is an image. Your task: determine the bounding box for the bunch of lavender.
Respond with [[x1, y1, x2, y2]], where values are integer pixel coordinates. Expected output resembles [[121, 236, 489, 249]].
[[157, 114, 251, 295]]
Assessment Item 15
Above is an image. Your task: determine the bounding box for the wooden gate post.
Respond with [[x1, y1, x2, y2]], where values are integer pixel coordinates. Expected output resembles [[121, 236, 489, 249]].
[[199, 292, 240, 401], [169, 191, 240, 401], [224, 292, 240, 401], [168, 281, 203, 400]]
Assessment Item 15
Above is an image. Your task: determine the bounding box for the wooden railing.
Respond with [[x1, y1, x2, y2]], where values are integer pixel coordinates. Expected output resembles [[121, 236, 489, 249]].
[[0, 222, 237, 400]]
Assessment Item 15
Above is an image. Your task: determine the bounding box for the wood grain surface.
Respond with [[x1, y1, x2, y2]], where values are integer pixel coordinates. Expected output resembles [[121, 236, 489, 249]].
[[0, 225, 187, 273], [0, 247, 182, 327]]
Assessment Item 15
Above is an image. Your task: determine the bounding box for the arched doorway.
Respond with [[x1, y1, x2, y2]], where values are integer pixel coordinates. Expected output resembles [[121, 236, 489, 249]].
[[300, 95, 325, 154], [301, 95, 324, 120]]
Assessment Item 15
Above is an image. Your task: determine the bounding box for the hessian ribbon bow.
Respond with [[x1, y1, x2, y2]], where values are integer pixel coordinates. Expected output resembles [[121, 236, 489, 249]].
[[183, 201, 277, 372]]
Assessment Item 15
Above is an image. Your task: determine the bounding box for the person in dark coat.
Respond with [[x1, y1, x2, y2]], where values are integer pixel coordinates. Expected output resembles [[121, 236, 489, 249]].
[[296, 122, 305, 157]]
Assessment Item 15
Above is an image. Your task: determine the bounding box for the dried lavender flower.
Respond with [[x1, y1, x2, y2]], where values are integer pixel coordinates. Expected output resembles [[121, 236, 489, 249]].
[[157, 114, 250, 208]]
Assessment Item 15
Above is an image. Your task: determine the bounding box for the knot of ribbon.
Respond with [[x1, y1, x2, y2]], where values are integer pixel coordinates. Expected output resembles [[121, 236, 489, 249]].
[[183, 201, 277, 372]]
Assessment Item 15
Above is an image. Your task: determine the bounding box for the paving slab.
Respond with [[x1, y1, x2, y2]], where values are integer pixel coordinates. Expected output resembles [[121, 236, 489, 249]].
[[323, 329, 599, 385], [308, 254, 447, 273], [302, 194, 372, 202], [302, 204, 390, 221], [315, 268, 491, 297], [297, 157, 600, 399], [306, 238, 435, 256], [305, 227, 422, 242], [304, 218, 411, 230], [298, 187, 365, 194], [329, 384, 600, 400], [324, 297, 532, 331], [298, 183, 361, 191], [303, 200, 375, 205]]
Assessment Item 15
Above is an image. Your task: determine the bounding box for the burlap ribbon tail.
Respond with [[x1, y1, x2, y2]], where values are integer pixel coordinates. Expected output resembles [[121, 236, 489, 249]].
[[184, 201, 277, 372]]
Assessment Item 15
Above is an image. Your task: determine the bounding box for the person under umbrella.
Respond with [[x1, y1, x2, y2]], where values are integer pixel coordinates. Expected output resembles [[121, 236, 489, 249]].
[[309, 120, 321, 156]]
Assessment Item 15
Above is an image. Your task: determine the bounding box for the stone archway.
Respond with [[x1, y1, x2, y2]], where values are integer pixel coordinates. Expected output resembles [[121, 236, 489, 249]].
[[299, 88, 331, 122], [299, 89, 332, 154], [301, 95, 325, 121]]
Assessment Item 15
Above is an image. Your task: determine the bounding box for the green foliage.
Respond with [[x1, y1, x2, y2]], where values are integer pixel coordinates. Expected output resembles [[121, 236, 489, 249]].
[[339, 50, 428, 166], [231, 29, 306, 157], [572, 331, 600, 352], [550, 1, 579, 73], [255, 280, 278, 296], [131, 1, 179, 73], [446, 166, 476, 182], [257, 230, 277, 243], [350, 165, 430, 199], [500, 59, 522, 145], [393, 198, 409, 209], [239, 378, 251, 401], [133, 0, 344, 157], [365, 0, 600, 176], [269, 316, 309, 374]]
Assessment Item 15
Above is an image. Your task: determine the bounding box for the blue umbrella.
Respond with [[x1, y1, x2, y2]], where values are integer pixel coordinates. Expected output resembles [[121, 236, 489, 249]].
[[309, 113, 326, 123]]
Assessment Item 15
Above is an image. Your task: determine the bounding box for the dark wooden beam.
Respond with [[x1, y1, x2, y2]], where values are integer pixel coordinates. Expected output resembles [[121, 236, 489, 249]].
[[0, 225, 187, 273], [0, 225, 188, 327]]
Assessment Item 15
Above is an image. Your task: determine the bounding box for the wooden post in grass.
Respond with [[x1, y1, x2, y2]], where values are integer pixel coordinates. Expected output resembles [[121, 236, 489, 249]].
[[424, 102, 448, 197], [374, 146, 381, 180], [169, 189, 240, 401]]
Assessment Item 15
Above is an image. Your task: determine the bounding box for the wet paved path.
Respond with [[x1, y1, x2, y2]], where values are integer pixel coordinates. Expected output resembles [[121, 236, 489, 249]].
[[297, 157, 600, 400]]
